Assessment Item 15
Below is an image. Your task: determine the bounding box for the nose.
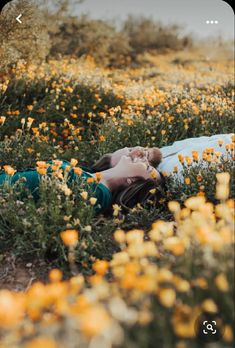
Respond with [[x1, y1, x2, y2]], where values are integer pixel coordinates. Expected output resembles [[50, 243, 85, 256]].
[[122, 155, 131, 162]]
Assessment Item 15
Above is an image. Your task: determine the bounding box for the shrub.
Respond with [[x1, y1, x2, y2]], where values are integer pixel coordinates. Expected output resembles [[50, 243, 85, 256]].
[[0, 162, 117, 269], [0, 0, 50, 72], [122, 16, 192, 54], [49, 15, 132, 67]]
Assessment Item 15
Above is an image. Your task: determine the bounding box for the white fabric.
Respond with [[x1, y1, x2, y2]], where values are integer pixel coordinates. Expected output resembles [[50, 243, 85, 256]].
[[157, 133, 234, 181]]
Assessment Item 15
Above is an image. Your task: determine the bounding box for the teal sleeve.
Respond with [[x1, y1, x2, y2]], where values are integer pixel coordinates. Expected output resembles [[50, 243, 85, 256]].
[[0, 161, 112, 214], [89, 181, 112, 214], [0, 169, 41, 201], [45, 160, 112, 212]]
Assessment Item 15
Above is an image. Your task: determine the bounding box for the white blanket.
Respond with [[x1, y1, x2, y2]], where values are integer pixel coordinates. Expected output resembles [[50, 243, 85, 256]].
[[157, 133, 234, 180]]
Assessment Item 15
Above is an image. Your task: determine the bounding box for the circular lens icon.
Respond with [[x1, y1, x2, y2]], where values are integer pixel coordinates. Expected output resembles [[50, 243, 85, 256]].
[[195, 312, 225, 343]]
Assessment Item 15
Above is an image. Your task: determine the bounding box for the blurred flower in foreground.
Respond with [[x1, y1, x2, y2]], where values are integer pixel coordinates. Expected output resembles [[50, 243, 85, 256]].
[[60, 229, 79, 247]]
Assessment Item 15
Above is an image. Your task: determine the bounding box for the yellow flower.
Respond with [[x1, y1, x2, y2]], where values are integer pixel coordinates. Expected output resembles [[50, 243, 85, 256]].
[[80, 191, 88, 200], [70, 158, 78, 167], [185, 156, 192, 165], [36, 167, 47, 175], [87, 177, 95, 183], [156, 268, 173, 282], [184, 177, 190, 185], [126, 229, 144, 244], [25, 337, 57, 348], [114, 229, 126, 243], [95, 172, 102, 181], [84, 225, 92, 232], [0, 290, 25, 328], [52, 159, 63, 167], [151, 170, 158, 179], [223, 325, 234, 342], [74, 167, 83, 176], [185, 196, 206, 210], [191, 277, 208, 289], [99, 135, 106, 142], [27, 117, 34, 129], [143, 241, 159, 257], [3, 165, 16, 176], [216, 172, 230, 185], [36, 161, 49, 168], [178, 154, 184, 163], [0, 116, 6, 125], [168, 201, 180, 213], [201, 299, 218, 313], [173, 165, 178, 173], [173, 276, 190, 292], [80, 306, 111, 337], [196, 175, 202, 182], [216, 184, 229, 200], [110, 251, 130, 266], [214, 273, 229, 291], [60, 229, 78, 247], [157, 288, 176, 308], [112, 204, 121, 216], [89, 197, 97, 205], [26, 147, 34, 154], [49, 269, 63, 283], [163, 237, 185, 256], [93, 260, 109, 275], [172, 304, 200, 338]]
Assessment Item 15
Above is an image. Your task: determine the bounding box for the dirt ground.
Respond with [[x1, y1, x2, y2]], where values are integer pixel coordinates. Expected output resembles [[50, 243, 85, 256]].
[[0, 252, 51, 291]]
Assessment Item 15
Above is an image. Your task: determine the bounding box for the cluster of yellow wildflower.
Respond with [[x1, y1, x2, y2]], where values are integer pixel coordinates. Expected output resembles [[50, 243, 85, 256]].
[[0, 52, 233, 152], [0, 174, 233, 347]]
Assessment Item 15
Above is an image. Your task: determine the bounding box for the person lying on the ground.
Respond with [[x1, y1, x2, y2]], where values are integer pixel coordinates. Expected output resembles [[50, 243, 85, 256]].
[[0, 155, 162, 214], [1, 134, 233, 213]]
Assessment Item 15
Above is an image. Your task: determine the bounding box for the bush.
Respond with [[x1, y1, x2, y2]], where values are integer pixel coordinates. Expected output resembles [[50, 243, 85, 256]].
[[0, 0, 50, 72], [49, 15, 132, 67], [122, 16, 192, 54], [0, 162, 117, 269], [0, 73, 125, 162], [165, 153, 235, 204]]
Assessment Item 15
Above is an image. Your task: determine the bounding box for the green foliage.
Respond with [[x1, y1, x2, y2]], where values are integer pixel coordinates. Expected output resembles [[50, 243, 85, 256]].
[[0, 171, 116, 270], [166, 154, 235, 204]]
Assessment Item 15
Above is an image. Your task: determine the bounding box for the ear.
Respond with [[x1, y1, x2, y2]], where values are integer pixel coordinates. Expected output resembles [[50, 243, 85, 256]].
[[127, 177, 138, 185], [127, 178, 132, 185]]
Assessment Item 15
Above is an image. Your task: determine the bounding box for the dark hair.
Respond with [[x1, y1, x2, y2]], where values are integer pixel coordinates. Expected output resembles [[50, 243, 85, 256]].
[[111, 174, 165, 212], [92, 154, 112, 172], [150, 147, 162, 167]]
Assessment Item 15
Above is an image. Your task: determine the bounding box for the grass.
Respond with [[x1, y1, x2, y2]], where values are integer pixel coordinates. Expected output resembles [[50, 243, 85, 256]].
[[0, 51, 234, 347]]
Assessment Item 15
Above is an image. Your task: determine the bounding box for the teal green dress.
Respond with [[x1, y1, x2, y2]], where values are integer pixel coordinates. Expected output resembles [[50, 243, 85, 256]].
[[0, 160, 112, 213]]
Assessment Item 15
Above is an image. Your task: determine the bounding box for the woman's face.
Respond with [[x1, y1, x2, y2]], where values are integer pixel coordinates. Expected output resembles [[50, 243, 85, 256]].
[[112, 155, 161, 183], [111, 146, 155, 167]]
